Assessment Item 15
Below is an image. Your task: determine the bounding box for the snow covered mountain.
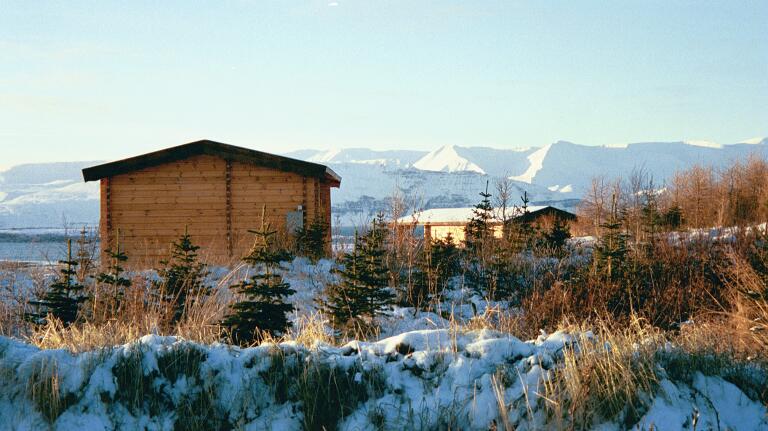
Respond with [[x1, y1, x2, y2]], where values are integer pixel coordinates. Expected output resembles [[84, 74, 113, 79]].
[[284, 148, 425, 168], [519, 139, 768, 194], [0, 161, 101, 229], [412, 145, 487, 174], [1, 138, 765, 228], [287, 138, 768, 223]]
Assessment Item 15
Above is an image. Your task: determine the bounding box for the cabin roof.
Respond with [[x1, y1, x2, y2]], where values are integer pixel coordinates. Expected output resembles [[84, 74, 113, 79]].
[[397, 205, 575, 225], [82, 139, 341, 186]]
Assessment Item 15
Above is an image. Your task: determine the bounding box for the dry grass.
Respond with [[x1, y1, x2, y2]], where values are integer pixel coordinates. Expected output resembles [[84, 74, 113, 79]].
[[24, 266, 233, 351], [538, 318, 661, 428], [523, 314, 768, 430]]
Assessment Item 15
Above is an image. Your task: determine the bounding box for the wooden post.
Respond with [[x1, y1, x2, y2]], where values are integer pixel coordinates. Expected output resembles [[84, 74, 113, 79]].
[[313, 178, 320, 219], [100, 177, 112, 255], [225, 160, 233, 258], [302, 176, 308, 229]]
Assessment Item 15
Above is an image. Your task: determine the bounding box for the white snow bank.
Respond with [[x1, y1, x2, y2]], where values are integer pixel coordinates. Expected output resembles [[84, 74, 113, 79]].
[[1, 330, 765, 430]]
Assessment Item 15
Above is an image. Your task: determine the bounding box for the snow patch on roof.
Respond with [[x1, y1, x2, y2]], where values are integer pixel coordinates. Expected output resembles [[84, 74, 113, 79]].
[[413, 145, 485, 174], [509, 144, 551, 184], [398, 206, 548, 224]]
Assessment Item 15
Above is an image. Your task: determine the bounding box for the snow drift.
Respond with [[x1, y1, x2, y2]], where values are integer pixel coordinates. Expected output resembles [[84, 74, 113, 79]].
[[1, 329, 765, 430]]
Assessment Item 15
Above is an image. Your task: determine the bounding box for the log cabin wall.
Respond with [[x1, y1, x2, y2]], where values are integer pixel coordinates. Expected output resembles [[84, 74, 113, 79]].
[[101, 154, 331, 267]]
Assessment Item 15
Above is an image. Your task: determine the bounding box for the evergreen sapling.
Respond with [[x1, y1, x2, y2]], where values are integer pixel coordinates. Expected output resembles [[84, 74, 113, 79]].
[[154, 227, 210, 324], [222, 210, 295, 345], [464, 183, 496, 296], [26, 239, 87, 326], [320, 217, 394, 336], [295, 217, 329, 261], [96, 230, 132, 317]]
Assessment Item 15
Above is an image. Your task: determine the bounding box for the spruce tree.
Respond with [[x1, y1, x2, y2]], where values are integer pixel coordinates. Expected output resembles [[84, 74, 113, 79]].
[[96, 230, 131, 317], [465, 182, 495, 253], [542, 217, 571, 252], [295, 217, 328, 261], [320, 218, 394, 336], [221, 211, 295, 345], [488, 242, 516, 301], [74, 227, 96, 285], [594, 195, 629, 280], [641, 190, 661, 239], [464, 183, 496, 296], [409, 235, 459, 310], [662, 205, 684, 230], [154, 227, 210, 324], [505, 191, 536, 253], [26, 239, 87, 326], [428, 234, 460, 294]]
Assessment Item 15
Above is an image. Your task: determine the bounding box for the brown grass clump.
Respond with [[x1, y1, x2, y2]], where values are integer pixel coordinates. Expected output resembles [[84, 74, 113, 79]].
[[539, 318, 661, 428], [530, 315, 768, 430], [719, 253, 768, 356]]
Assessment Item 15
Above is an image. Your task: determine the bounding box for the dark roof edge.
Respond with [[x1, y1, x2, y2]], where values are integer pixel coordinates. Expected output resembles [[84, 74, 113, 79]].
[[82, 140, 341, 186]]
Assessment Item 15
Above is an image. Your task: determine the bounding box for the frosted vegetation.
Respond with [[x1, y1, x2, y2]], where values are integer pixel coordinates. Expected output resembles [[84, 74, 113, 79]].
[[1, 158, 768, 429], [2, 326, 766, 430]]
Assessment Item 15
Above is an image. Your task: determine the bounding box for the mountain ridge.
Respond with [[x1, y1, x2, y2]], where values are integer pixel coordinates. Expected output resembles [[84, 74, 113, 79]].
[[1, 138, 766, 228]]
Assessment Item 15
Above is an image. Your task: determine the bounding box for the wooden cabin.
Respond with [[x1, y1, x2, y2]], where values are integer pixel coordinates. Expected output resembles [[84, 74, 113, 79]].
[[397, 205, 576, 244], [82, 140, 341, 267]]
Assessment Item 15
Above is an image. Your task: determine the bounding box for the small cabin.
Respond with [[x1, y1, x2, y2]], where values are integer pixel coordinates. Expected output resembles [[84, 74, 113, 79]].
[[398, 205, 576, 244], [82, 140, 341, 267]]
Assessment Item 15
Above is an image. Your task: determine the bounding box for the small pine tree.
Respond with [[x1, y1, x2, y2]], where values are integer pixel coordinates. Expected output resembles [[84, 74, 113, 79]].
[[154, 227, 210, 324], [464, 183, 496, 296], [542, 217, 571, 252], [505, 191, 537, 252], [520, 190, 530, 214], [320, 218, 394, 336], [641, 189, 661, 239], [221, 209, 295, 345], [594, 195, 629, 280], [488, 242, 517, 301], [295, 217, 328, 261], [662, 205, 684, 230], [96, 230, 131, 317], [26, 239, 87, 326], [74, 227, 96, 285], [428, 234, 460, 293], [409, 234, 460, 310], [465, 182, 495, 253]]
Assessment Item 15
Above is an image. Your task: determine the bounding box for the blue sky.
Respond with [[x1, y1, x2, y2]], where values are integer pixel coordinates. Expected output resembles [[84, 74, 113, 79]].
[[1, 1, 766, 167]]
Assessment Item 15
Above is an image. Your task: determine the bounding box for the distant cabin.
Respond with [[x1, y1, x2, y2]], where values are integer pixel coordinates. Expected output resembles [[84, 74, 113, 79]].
[[82, 140, 341, 267], [397, 205, 576, 244]]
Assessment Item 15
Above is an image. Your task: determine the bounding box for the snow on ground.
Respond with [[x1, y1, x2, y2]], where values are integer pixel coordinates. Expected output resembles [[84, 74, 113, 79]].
[[1, 256, 767, 429], [1, 329, 765, 430]]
